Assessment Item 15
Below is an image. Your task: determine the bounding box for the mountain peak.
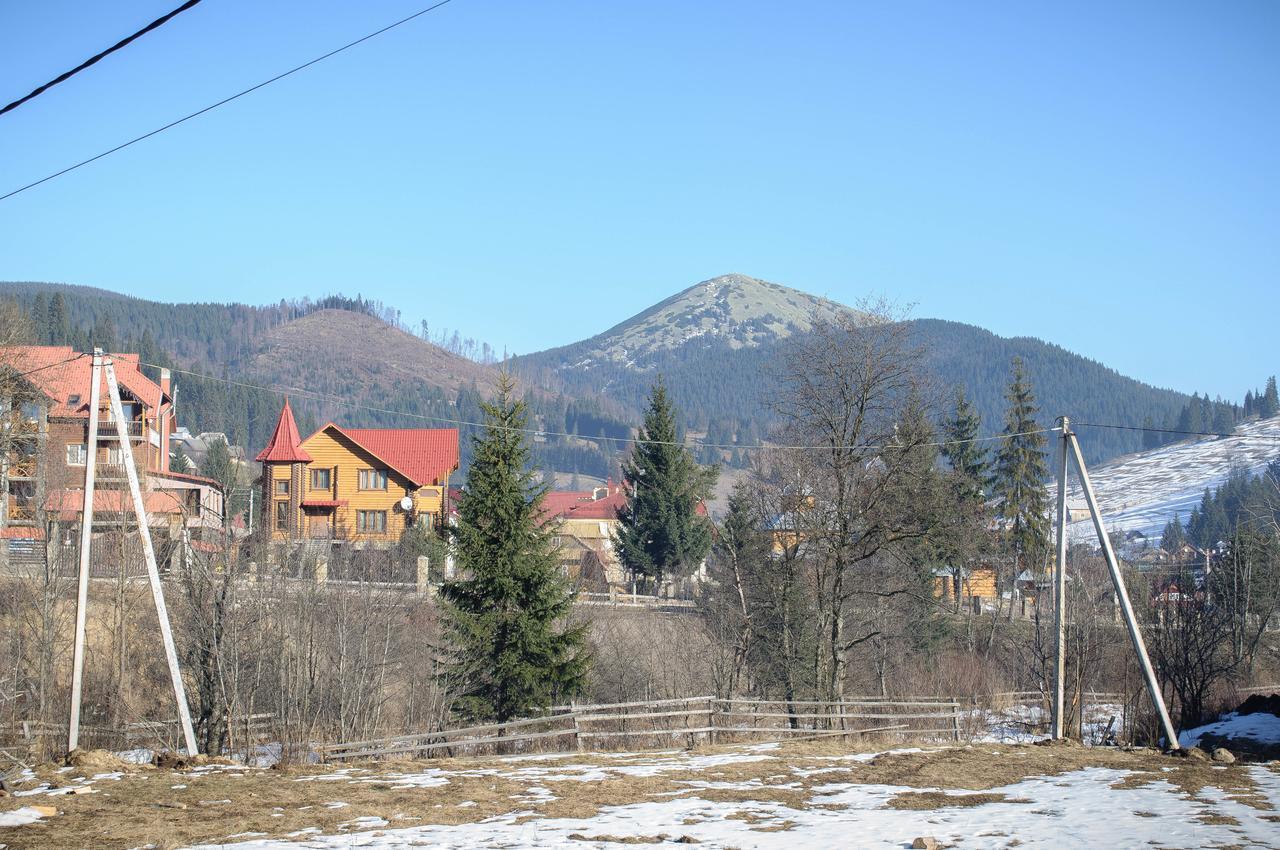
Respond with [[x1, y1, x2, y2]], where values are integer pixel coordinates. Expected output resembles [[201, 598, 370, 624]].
[[563, 274, 851, 370]]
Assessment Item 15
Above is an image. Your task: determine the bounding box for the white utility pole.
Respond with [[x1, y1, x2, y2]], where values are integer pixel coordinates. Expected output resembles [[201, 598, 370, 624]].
[[67, 352, 102, 752], [67, 352, 199, 756], [1052, 416, 1069, 740], [1058, 426, 1179, 749]]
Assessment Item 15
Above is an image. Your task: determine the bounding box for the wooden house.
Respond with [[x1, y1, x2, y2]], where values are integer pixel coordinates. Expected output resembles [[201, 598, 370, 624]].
[[257, 400, 458, 546]]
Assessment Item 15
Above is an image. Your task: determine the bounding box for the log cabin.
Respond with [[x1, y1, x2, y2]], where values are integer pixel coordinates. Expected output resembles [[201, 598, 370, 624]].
[[257, 400, 458, 546]]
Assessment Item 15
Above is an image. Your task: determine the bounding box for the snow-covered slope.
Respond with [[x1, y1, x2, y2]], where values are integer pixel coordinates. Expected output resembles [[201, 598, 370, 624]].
[[1066, 416, 1280, 541]]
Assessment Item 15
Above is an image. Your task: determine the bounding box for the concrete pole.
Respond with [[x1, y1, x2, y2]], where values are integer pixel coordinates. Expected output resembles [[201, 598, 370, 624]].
[[1067, 433, 1180, 749], [67, 352, 103, 753], [104, 359, 200, 756], [1052, 416, 1070, 739]]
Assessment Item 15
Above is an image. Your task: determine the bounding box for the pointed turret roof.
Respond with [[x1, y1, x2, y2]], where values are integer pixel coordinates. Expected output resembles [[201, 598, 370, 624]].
[[256, 398, 312, 463]]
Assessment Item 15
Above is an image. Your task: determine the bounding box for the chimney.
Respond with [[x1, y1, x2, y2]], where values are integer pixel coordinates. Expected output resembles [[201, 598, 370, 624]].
[[159, 368, 172, 472]]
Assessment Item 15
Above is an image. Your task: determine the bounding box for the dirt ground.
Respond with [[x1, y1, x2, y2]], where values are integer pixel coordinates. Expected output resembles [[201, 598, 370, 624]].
[[1, 741, 1276, 850]]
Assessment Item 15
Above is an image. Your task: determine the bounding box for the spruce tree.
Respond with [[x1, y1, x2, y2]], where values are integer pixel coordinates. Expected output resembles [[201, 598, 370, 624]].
[[1160, 514, 1187, 553], [940, 386, 987, 496], [440, 374, 588, 723], [991, 357, 1050, 572], [48, 293, 69, 345], [1263, 376, 1280, 419], [614, 379, 716, 586]]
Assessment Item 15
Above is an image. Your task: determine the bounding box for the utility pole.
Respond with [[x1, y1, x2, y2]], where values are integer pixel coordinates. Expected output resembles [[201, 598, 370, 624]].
[[67, 352, 102, 752], [1052, 416, 1069, 739], [67, 352, 199, 756], [1058, 426, 1179, 749]]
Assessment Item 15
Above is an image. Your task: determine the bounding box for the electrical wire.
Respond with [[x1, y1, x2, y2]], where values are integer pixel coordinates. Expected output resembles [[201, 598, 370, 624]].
[[1073, 421, 1280, 443], [139, 359, 1059, 452], [0, 0, 458, 203], [0, 1, 205, 118], [1, 351, 89, 379]]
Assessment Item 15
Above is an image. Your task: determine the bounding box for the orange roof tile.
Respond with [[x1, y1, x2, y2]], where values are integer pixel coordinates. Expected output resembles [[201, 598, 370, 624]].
[[0, 346, 166, 417]]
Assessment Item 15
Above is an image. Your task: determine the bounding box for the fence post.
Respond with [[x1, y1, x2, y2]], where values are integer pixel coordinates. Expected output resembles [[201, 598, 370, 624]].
[[571, 701, 584, 753], [708, 697, 717, 746], [951, 699, 961, 743]]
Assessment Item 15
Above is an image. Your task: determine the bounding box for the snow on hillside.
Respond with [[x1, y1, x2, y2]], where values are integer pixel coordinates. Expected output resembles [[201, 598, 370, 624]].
[[1065, 416, 1280, 542]]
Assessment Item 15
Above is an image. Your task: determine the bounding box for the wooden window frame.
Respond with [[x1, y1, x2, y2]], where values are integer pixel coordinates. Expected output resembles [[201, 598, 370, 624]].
[[275, 479, 290, 496], [66, 443, 87, 466], [358, 469, 388, 491], [275, 500, 289, 531], [310, 468, 331, 490], [357, 510, 387, 533]]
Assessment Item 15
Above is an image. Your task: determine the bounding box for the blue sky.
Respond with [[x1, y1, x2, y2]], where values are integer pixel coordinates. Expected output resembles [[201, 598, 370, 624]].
[[1, 1, 1276, 399]]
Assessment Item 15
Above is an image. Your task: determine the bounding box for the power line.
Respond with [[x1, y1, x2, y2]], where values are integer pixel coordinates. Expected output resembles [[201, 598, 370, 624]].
[[2, 352, 89, 380], [140, 360, 1056, 452], [1, 1, 205, 118], [0, 0, 458, 203], [1073, 421, 1280, 443]]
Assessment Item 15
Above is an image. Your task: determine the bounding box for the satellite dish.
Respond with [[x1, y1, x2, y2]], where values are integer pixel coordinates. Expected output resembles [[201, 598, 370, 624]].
[[399, 496, 414, 511]]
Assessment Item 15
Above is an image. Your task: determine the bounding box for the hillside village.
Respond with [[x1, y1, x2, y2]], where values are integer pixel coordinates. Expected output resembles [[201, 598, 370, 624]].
[[2, 3, 1278, 848]]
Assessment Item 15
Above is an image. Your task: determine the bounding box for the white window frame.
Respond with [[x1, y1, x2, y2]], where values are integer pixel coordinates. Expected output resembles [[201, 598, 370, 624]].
[[66, 443, 87, 466]]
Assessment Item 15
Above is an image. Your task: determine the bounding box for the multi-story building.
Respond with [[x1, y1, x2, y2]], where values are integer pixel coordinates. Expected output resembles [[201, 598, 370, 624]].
[[542, 482, 630, 588], [0, 347, 225, 568], [257, 400, 458, 545]]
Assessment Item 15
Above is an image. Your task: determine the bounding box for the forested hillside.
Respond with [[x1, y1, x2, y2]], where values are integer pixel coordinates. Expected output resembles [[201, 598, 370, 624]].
[[515, 315, 1193, 464], [0, 277, 1233, 471], [0, 283, 631, 478]]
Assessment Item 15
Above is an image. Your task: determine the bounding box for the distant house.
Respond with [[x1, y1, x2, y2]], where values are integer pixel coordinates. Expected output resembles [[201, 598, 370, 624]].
[[0, 346, 225, 568], [541, 482, 630, 588], [257, 400, 458, 546], [932, 564, 998, 605]]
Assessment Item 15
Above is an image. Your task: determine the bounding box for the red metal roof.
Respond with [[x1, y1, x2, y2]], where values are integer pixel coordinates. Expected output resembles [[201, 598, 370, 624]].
[[0, 346, 166, 417], [541, 484, 629, 520], [324, 425, 459, 488], [256, 399, 312, 463]]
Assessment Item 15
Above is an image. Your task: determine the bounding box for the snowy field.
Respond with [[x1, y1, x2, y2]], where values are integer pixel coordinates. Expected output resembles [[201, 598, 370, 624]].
[[4, 741, 1279, 849], [1066, 416, 1280, 542]]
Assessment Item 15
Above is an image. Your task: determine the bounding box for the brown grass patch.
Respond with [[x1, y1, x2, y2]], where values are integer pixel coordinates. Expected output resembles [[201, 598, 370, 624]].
[[886, 790, 1014, 810], [0, 741, 1270, 849]]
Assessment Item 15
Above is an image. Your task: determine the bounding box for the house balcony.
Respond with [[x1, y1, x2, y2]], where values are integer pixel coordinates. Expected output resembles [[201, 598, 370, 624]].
[[100, 419, 145, 439]]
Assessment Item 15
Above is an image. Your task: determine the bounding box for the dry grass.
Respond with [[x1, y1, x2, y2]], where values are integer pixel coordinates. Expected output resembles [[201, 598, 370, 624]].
[[0, 742, 1274, 850]]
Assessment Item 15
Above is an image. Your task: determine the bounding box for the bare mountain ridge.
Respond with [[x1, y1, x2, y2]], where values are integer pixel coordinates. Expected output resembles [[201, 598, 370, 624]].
[[558, 274, 852, 370], [246, 309, 496, 399]]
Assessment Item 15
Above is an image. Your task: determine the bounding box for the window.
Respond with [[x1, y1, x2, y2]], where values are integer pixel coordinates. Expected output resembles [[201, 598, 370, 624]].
[[106, 446, 123, 465], [275, 479, 290, 496], [67, 394, 81, 406], [310, 468, 331, 490], [20, 402, 40, 422], [357, 510, 387, 533], [275, 501, 289, 530], [66, 444, 87, 466], [358, 469, 388, 490]]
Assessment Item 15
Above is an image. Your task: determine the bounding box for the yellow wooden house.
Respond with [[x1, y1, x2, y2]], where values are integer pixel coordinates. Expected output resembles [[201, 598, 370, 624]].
[[257, 400, 458, 544]]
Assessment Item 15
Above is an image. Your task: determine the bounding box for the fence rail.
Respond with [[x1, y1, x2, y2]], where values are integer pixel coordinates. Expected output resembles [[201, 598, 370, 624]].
[[318, 695, 964, 762]]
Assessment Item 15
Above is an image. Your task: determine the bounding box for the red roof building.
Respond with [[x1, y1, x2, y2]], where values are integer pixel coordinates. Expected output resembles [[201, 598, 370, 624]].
[[256, 398, 312, 464]]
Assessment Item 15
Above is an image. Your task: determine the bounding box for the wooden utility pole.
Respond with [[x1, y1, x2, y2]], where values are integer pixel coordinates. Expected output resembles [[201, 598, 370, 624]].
[[1051, 420, 1179, 749], [67, 352, 199, 756]]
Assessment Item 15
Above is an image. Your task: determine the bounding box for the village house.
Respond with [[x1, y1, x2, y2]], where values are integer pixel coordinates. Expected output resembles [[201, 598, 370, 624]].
[[257, 400, 458, 547], [541, 481, 629, 590], [0, 346, 225, 570]]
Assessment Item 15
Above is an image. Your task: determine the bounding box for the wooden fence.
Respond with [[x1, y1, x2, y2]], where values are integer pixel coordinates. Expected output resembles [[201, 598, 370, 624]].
[[317, 695, 964, 762]]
